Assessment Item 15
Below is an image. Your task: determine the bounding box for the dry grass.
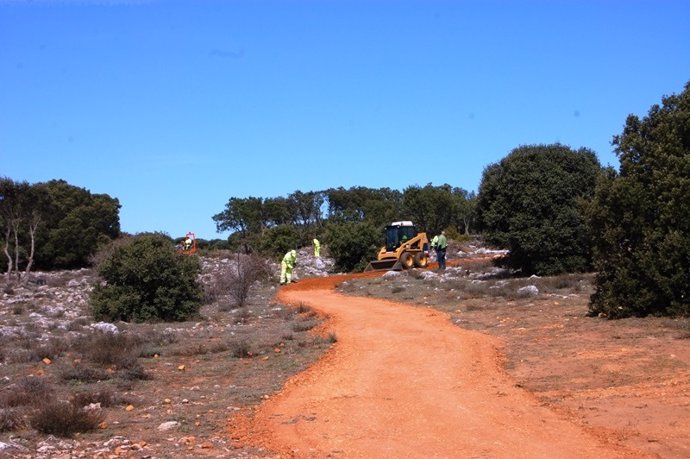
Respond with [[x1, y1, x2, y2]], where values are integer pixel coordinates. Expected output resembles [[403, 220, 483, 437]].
[[30, 400, 105, 437], [0, 408, 24, 432], [0, 377, 54, 408]]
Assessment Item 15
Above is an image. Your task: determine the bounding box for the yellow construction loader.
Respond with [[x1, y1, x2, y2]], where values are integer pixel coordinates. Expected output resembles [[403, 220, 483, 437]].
[[365, 221, 430, 271]]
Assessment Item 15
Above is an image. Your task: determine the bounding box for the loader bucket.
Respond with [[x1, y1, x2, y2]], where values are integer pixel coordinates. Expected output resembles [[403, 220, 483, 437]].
[[364, 259, 403, 272]]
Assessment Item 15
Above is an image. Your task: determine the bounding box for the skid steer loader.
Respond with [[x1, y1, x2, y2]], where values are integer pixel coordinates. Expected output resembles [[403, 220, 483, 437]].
[[176, 232, 198, 255], [365, 221, 430, 271]]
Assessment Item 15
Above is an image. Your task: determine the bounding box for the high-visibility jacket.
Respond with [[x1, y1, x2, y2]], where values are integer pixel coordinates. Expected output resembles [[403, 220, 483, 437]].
[[283, 250, 297, 268]]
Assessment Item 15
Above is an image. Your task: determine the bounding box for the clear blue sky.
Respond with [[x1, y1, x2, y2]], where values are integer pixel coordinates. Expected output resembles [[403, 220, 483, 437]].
[[2, 0, 689, 240]]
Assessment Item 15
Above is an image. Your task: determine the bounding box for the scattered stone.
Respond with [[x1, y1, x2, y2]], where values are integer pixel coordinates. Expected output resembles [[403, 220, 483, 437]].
[[518, 285, 539, 296], [90, 322, 119, 334], [157, 421, 180, 432]]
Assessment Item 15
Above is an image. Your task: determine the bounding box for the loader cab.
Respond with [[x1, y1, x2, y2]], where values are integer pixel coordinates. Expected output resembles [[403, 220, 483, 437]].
[[385, 221, 418, 251], [176, 231, 198, 255]]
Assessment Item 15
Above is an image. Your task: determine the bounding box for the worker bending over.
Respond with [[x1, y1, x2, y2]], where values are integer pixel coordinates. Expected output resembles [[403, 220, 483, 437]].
[[280, 249, 297, 285]]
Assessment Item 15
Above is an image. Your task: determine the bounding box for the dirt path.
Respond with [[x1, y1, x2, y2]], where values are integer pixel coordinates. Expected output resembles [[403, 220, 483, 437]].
[[231, 274, 650, 458]]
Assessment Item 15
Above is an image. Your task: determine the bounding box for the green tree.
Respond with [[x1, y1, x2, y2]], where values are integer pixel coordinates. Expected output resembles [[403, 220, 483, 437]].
[[90, 233, 202, 322], [402, 184, 463, 236], [588, 82, 690, 318], [324, 220, 380, 272], [33, 180, 120, 269], [288, 190, 325, 228], [258, 224, 301, 258], [325, 186, 402, 227], [476, 144, 601, 275], [213, 197, 266, 253], [453, 189, 476, 236]]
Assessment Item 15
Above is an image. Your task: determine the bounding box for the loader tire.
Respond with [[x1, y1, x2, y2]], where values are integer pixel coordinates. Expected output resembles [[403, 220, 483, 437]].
[[400, 252, 414, 269], [414, 252, 428, 268]]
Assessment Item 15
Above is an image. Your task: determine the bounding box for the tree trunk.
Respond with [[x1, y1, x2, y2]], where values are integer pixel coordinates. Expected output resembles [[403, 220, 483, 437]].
[[3, 225, 12, 278], [11, 221, 21, 281], [22, 220, 39, 284]]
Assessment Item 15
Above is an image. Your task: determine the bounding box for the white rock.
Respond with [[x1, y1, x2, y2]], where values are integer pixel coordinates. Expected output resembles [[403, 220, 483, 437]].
[[158, 421, 180, 431], [90, 322, 119, 334], [518, 285, 539, 296]]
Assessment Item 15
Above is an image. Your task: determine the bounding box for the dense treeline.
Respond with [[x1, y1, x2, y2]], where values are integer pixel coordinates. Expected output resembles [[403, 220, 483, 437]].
[[1, 179, 120, 278], [212, 185, 476, 271]]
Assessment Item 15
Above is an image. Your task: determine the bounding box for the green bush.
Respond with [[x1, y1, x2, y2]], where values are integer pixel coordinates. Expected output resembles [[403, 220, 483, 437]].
[[90, 233, 203, 322], [324, 220, 381, 272], [587, 81, 690, 318], [476, 144, 602, 275]]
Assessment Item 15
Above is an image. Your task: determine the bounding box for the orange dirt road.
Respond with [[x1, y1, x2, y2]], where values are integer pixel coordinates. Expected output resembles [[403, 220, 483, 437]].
[[231, 274, 650, 458]]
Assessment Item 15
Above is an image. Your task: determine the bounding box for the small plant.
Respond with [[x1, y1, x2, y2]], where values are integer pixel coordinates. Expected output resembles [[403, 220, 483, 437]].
[[30, 400, 105, 437], [76, 331, 142, 370], [296, 303, 311, 314], [292, 320, 317, 332], [71, 387, 116, 408], [0, 408, 24, 432], [230, 339, 252, 358], [0, 377, 53, 408], [59, 364, 111, 383]]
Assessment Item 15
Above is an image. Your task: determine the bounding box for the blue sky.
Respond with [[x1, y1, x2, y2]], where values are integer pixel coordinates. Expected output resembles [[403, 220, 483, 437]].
[[2, 0, 689, 240]]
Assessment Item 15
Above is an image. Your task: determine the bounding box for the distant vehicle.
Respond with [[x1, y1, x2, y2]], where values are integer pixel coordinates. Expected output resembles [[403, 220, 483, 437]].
[[365, 221, 429, 271], [176, 231, 198, 255]]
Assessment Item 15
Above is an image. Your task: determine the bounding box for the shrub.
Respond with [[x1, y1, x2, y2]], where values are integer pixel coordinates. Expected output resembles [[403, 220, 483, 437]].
[[0, 408, 24, 432], [90, 233, 203, 322], [476, 144, 602, 275], [71, 387, 116, 408], [30, 400, 104, 437], [212, 253, 269, 307], [0, 377, 53, 408], [230, 339, 252, 358], [59, 364, 111, 383], [76, 331, 140, 367]]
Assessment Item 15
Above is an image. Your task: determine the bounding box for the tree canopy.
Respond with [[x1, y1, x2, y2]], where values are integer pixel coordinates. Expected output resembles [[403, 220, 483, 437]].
[[476, 144, 602, 275], [588, 81, 690, 318]]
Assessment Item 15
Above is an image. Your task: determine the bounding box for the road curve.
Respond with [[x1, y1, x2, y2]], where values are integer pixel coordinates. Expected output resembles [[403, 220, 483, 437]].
[[230, 274, 647, 458]]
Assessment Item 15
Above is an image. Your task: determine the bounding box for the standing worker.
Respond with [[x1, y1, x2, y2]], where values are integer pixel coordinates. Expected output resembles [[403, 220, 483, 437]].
[[280, 249, 297, 285], [313, 238, 321, 257], [436, 231, 448, 271]]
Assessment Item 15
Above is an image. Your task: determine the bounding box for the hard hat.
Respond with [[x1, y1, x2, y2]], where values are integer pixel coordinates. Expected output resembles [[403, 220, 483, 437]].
[[291, 249, 296, 256]]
